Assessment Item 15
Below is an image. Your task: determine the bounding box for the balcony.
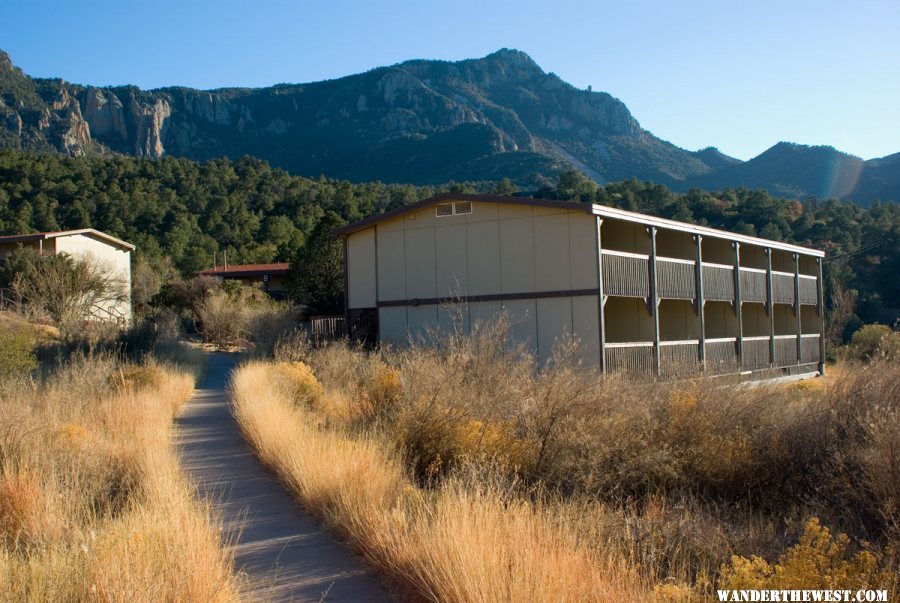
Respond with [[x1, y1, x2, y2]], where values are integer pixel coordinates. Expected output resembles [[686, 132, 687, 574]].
[[801, 334, 821, 364], [604, 341, 654, 374], [739, 268, 767, 303], [656, 257, 696, 300], [772, 271, 795, 305], [798, 275, 818, 305], [601, 250, 650, 298], [659, 340, 700, 377], [774, 334, 798, 366], [705, 337, 739, 374], [702, 262, 735, 301], [742, 336, 770, 370]]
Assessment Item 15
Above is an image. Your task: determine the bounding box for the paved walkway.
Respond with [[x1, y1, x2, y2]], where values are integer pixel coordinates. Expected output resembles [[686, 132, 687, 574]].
[[175, 353, 392, 602]]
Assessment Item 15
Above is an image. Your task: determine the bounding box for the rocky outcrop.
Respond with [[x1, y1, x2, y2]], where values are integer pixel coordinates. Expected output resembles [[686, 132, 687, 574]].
[[128, 94, 170, 158], [82, 88, 128, 142], [47, 88, 91, 156]]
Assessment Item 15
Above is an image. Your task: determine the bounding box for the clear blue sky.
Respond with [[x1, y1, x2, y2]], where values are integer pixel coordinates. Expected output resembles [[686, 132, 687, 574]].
[[3, 0, 898, 161]]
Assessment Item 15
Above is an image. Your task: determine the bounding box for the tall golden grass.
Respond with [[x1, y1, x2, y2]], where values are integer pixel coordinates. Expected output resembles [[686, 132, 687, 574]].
[[232, 360, 647, 601], [0, 351, 239, 601]]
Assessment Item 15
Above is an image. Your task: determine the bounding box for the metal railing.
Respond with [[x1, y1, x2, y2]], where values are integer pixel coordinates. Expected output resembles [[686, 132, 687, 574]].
[[798, 275, 818, 305], [87, 304, 128, 329], [601, 250, 650, 298], [702, 263, 735, 301], [705, 337, 739, 374], [801, 334, 821, 364], [772, 271, 795, 305], [774, 334, 798, 366], [309, 316, 346, 341], [656, 257, 696, 300], [739, 268, 768, 303], [604, 341, 654, 374], [659, 340, 700, 376], [742, 336, 771, 371]]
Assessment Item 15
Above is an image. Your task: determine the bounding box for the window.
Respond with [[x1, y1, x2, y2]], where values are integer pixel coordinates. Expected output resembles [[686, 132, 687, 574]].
[[435, 201, 473, 217]]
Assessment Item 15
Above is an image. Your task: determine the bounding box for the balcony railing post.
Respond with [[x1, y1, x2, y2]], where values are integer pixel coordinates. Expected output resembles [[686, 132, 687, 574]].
[[816, 257, 826, 376], [733, 242, 744, 369], [595, 216, 606, 373], [794, 253, 802, 365], [648, 226, 661, 377], [695, 234, 705, 369], [766, 248, 775, 368]]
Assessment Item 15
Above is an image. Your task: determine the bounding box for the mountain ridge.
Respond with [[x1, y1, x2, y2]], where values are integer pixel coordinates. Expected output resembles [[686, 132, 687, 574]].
[[0, 47, 896, 204]]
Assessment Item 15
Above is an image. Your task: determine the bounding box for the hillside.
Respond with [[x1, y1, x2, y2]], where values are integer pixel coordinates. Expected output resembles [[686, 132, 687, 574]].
[[0, 150, 896, 329], [1, 48, 898, 203]]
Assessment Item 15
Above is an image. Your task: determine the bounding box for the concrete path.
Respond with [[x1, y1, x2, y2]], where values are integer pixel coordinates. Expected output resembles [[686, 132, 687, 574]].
[[175, 352, 392, 602]]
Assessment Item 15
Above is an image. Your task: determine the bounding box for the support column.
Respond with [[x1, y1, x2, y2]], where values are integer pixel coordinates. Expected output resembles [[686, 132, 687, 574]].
[[816, 257, 826, 376], [342, 237, 350, 337], [695, 234, 705, 369], [766, 248, 775, 368], [648, 226, 661, 377], [794, 253, 802, 365], [595, 217, 606, 373], [733, 242, 744, 370]]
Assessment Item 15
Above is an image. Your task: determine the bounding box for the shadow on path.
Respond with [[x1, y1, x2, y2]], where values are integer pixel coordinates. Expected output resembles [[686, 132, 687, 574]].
[[175, 352, 392, 602]]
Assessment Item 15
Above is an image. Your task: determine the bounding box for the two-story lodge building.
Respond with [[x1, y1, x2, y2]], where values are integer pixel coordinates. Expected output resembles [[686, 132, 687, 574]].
[[336, 194, 825, 380]]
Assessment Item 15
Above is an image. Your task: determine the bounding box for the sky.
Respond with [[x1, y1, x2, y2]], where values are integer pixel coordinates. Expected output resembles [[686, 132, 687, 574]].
[[2, 0, 899, 161]]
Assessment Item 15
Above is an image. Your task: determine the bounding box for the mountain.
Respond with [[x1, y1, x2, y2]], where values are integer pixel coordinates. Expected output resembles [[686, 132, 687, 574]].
[[0, 48, 897, 203], [683, 142, 866, 200]]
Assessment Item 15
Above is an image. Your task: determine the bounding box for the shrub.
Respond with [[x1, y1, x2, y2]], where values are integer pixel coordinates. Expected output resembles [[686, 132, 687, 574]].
[[848, 323, 900, 361], [0, 323, 36, 380], [274, 361, 324, 409], [719, 518, 893, 590], [247, 304, 301, 357]]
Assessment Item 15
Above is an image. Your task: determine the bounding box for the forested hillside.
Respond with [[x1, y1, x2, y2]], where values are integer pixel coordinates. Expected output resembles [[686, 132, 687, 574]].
[[0, 149, 896, 335]]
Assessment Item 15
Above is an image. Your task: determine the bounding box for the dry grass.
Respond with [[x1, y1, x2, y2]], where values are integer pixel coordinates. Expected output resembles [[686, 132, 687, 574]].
[[0, 351, 239, 602], [236, 320, 899, 600], [232, 360, 648, 601]]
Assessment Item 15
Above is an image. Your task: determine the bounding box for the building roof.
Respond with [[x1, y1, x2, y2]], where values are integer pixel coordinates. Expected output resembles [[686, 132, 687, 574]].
[[197, 262, 290, 278], [333, 193, 825, 257], [0, 228, 135, 251]]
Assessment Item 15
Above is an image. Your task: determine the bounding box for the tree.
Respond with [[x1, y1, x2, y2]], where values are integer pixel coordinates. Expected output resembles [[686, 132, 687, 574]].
[[286, 212, 345, 316], [556, 170, 597, 201], [12, 252, 128, 328]]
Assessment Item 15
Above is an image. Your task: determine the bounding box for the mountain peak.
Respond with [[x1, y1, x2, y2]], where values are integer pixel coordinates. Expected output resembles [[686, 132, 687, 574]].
[[484, 48, 538, 67]]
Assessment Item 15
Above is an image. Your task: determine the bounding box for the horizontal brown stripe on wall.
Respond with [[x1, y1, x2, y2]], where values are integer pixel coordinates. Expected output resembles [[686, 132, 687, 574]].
[[376, 288, 601, 308]]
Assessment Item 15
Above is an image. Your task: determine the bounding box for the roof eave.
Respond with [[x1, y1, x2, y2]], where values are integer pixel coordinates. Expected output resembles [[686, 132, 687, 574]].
[[590, 204, 825, 257]]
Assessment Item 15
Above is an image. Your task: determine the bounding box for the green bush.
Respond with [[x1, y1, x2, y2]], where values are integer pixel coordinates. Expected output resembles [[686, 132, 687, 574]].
[[0, 324, 37, 379], [848, 323, 900, 361]]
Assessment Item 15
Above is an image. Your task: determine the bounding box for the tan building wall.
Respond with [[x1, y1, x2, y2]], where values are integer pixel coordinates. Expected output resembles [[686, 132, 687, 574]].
[[53, 234, 132, 321], [347, 200, 601, 364]]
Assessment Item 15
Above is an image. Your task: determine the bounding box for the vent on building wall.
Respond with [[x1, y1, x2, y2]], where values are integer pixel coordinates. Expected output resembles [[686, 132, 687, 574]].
[[435, 201, 473, 217]]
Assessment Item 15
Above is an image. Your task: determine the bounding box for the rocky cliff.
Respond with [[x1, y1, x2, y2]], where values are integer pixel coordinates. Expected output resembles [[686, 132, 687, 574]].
[[1, 48, 897, 203]]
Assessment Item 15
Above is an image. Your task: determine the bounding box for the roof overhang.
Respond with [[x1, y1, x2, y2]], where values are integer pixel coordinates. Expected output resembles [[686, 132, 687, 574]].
[[0, 228, 135, 251], [589, 204, 825, 257]]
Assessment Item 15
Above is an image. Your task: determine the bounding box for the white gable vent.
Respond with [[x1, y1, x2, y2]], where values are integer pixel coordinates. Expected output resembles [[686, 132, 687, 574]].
[[435, 203, 454, 217], [435, 201, 473, 217]]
